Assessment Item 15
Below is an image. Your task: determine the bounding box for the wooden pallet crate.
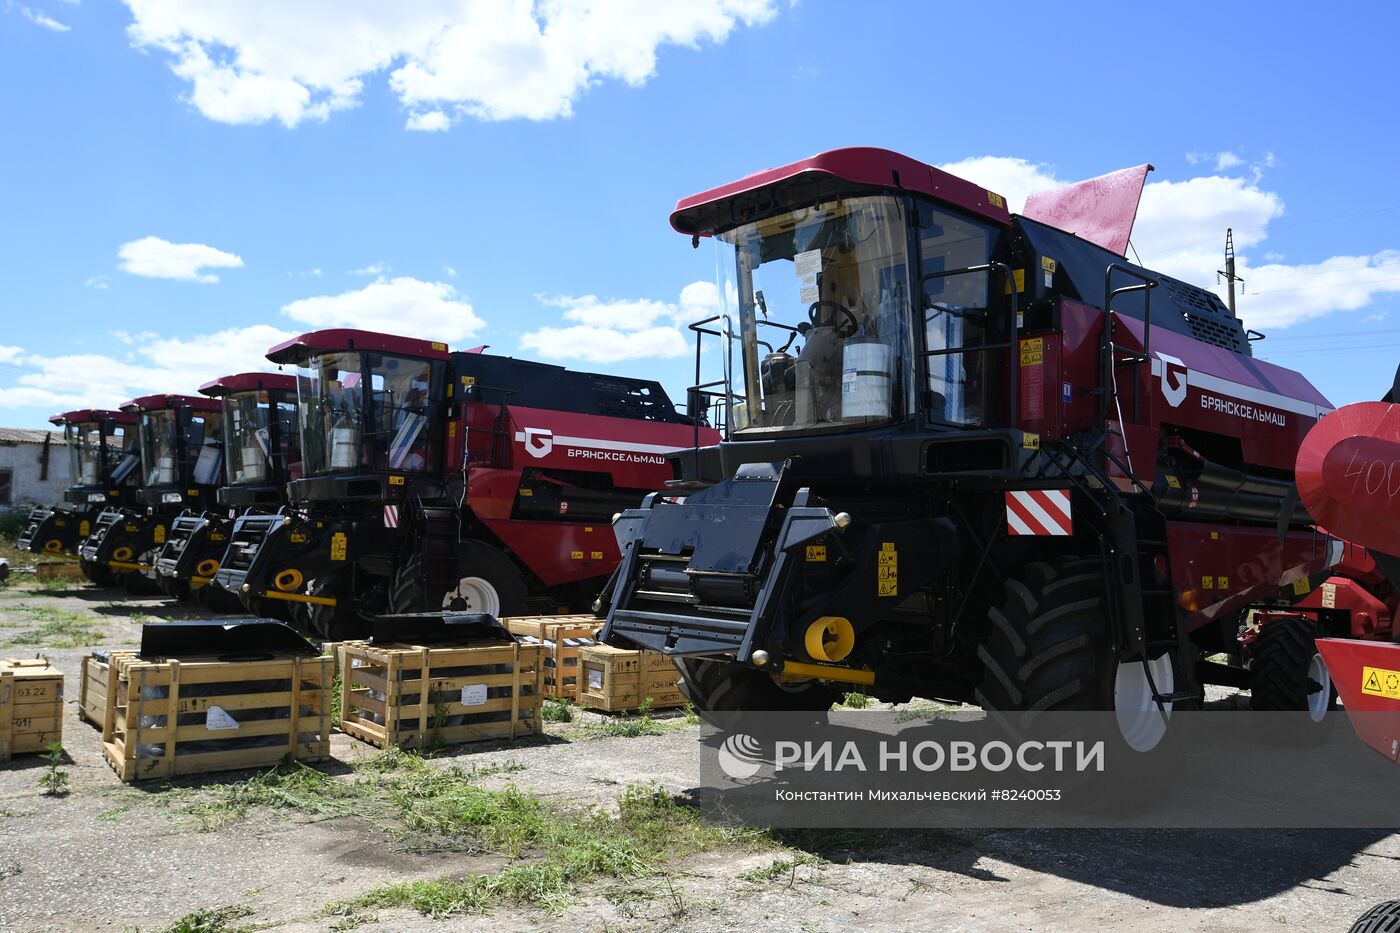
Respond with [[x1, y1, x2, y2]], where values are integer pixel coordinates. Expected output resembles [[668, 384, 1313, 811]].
[[504, 615, 599, 699], [78, 650, 138, 728], [337, 639, 543, 750], [0, 657, 64, 761], [101, 651, 332, 782], [576, 644, 683, 713]]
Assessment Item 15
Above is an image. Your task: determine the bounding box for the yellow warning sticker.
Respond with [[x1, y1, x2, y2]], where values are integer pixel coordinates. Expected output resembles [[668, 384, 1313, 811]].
[[987, 191, 1005, 208], [1292, 577, 1311, 596], [1041, 256, 1058, 273], [1019, 337, 1044, 366], [571, 550, 584, 560], [1166, 475, 1181, 489], [153, 525, 166, 544], [431, 342, 447, 351], [590, 551, 604, 560], [389, 475, 405, 486], [289, 532, 308, 543], [1002, 268, 1026, 294], [330, 532, 347, 561], [806, 545, 827, 562], [1202, 576, 1214, 590], [461, 375, 477, 387], [877, 542, 898, 597], [1021, 432, 1040, 450], [1218, 576, 1229, 590], [1362, 666, 1400, 699]]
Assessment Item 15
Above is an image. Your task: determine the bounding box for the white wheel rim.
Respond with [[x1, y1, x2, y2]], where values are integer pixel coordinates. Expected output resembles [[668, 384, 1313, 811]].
[[443, 576, 501, 616], [1306, 652, 1331, 722], [1115, 654, 1174, 753]]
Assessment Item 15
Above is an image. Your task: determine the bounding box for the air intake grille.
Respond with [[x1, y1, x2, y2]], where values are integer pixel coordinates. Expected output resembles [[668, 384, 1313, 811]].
[[1159, 276, 1248, 354]]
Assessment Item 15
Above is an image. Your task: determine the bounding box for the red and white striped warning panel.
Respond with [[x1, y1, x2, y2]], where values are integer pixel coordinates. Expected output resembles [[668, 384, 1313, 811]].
[[1005, 489, 1073, 536], [383, 505, 399, 528]]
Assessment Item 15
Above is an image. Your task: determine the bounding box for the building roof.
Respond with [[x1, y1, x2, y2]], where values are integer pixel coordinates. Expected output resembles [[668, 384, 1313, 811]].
[[0, 427, 60, 445]]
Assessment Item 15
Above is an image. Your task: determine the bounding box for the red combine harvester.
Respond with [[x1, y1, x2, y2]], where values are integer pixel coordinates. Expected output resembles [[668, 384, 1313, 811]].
[[153, 372, 300, 610], [213, 329, 716, 638], [16, 408, 141, 568], [1291, 397, 1400, 760], [78, 393, 225, 593], [599, 147, 1340, 750]]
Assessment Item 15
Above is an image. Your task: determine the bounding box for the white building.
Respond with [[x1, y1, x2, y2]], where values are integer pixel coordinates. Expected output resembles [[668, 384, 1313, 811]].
[[0, 427, 73, 507]]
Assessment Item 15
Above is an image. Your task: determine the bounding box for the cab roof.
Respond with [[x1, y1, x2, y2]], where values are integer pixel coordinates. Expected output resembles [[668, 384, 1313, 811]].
[[120, 394, 222, 414], [265, 328, 450, 365], [670, 146, 1012, 236], [49, 409, 136, 426], [199, 371, 298, 397]]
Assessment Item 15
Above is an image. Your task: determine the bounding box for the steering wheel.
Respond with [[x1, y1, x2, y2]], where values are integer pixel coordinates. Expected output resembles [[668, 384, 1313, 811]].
[[807, 300, 859, 338]]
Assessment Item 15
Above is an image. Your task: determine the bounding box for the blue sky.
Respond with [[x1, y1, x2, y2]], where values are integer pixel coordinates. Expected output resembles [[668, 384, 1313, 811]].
[[2, 0, 1399, 428]]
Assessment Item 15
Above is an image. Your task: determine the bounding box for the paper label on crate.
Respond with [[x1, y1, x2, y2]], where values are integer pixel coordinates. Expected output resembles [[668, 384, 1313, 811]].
[[461, 684, 488, 706], [588, 669, 603, 691], [205, 705, 240, 731]]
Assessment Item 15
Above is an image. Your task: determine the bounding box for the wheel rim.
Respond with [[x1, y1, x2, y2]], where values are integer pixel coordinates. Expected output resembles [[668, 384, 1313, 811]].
[[443, 576, 501, 616], [1114, 654, 1174, 753], [1306, 652, 1331, 722]]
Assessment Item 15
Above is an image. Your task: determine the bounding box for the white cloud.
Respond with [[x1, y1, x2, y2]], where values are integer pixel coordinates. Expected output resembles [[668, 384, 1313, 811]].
[[84, 275, 109, 290], [1215, 152, 1243, 171], [0, 345, 24, 365], [350, 262, 390, 276], [406, 110, 451, 132], [21, 6, 71, 32], [520, 280, 718, 363], [940, 155, 1399, 332], [117, 235, 244, 283], [7, 324, 295, 413], [282, 276, 485, 343], [122, 0, 779, 129], [442, 265, 457, 278]]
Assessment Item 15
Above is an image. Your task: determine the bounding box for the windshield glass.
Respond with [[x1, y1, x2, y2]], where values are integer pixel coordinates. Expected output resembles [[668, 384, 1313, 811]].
[[716, 195, 913, 434], [140, 409, 221, 486], [66, 422, 101, 486], [223, 389, 300, 486], [299, 352, 434, 476]]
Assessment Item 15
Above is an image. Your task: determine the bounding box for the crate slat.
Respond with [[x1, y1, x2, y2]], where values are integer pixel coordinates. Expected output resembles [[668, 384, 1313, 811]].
[[336, 639, 542, 750], [505, 615, 599, 699], [0, 658, 64, 760], [101, 651, 331, 782], [576, 644, 684, 713]]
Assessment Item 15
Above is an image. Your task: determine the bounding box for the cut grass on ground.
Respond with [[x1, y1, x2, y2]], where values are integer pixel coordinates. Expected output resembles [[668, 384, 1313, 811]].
[[160, 903, 254, 933], [1, 605, 105, 648]]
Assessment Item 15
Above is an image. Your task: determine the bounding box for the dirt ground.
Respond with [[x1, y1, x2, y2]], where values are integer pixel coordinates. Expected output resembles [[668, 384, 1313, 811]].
[[0, 563, 1395, 933]]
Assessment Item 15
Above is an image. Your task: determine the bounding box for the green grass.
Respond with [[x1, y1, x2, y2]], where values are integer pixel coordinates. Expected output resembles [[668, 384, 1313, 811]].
[[739, 852, 826, 883], [541, 697, 573, 722], [1, 605, 104, 648], [836, 691, 871, 709], [590, 697, 665, 738], [332, 782, 768, 918], [160, 903, 254, 933]]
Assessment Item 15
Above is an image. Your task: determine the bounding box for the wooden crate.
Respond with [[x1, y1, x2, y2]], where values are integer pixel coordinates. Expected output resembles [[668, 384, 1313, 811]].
[[0, 657, 64, 761], [337, 639, 543, 750], [79, 650, 137, 728], [504, 615, 599, 699], [101, 651, 332, 782], [36, 561, 85, 583], [577, 644, 684, 713]]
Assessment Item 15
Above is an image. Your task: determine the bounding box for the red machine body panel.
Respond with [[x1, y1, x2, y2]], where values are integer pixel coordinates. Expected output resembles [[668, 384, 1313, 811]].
[[479, 518, 622, 587], [1021, 164, 1153, 257], [50, 409, 136, 426], [494, 404, 708, 488], [199, 371, 297, 396], [266, 328, 450, 364], [1317, 638, 1400, 763], [1166, 521, 1338, 629], [670, 147, 1012, 235], [123, 394, 221, 413]]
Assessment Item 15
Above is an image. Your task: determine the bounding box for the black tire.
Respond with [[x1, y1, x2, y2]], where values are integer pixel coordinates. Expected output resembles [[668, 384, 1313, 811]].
[[388, 543, 528, 618], [976, 557, 1115, 711], [302, 576, 366, 641], [1351, 900, 1400, 933], [677, 657, 842, 723], [1249, 616, 1337, 741], [117, 546, 164, 597], [81, 558, 118, 588]]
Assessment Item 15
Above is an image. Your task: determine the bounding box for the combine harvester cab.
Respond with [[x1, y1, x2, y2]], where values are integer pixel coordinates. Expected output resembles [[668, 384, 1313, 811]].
[[217, 328, 715, 639], [154, 372, 300, 611], [19, 409, 141, 575], [600, 147, 1338, 751], [79, 393, 225, 594]]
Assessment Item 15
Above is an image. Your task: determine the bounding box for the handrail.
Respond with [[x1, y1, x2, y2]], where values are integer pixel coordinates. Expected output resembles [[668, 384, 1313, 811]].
[[685, 314, 742, 447], [1100, 263, 1159, 426], [917, 262, 1019, 428]]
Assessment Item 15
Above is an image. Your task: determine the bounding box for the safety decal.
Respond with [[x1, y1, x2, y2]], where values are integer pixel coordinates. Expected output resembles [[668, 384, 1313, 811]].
[[877, 542, 898, 597], [1005, 490, 1072, 536], [1362, 666, 1400, 700], [383, 505, 399, 528]]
